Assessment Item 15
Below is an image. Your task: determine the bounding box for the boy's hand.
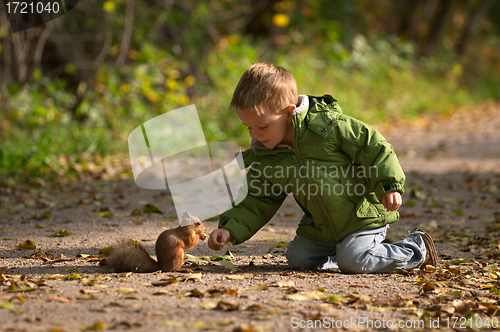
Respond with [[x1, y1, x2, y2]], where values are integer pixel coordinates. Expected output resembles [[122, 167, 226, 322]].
[[381, 191, 402, 212], [208, 228, 236, 251]]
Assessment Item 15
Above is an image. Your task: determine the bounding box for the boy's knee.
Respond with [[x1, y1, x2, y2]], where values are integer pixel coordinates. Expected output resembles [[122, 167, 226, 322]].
[[336, 247, 371, 273], [286, 246, 321, 270], [286, 246, 306, 269], [337, 254, 365, 273]]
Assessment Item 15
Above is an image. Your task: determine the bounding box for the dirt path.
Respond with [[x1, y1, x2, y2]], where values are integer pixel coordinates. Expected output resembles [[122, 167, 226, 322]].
[[1, 102, 500, 332]]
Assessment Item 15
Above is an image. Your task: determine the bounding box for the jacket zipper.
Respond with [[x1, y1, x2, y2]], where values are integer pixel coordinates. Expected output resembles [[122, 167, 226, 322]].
[[292, 120, 338, 242]]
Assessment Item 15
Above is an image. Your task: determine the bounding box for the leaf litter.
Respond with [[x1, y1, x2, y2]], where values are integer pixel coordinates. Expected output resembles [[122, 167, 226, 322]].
[[1, 107, 500, 331]]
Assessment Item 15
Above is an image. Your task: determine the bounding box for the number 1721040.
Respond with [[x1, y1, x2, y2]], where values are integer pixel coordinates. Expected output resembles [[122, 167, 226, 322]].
[[6, 2, 60, 14]]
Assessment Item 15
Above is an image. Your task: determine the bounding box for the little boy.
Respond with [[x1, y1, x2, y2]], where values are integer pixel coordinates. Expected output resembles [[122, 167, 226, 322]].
[[208, 63, 437, 273]]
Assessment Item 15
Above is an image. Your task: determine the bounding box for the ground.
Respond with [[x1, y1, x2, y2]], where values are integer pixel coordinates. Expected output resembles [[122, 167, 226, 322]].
[[1, 102, 500, 332]]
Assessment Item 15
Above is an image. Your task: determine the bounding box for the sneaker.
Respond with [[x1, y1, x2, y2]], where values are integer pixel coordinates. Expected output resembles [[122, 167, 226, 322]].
[[410, 228, 438, 268]]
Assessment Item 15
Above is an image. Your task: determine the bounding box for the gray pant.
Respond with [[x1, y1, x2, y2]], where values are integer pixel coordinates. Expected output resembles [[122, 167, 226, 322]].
[[286, 226, 426, 273]]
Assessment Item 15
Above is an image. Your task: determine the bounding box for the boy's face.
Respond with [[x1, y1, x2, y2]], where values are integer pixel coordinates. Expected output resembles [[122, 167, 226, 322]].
[[237, 107, 294, 149]]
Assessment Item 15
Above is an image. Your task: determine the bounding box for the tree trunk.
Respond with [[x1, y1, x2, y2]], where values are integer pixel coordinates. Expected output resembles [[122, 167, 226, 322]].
[[423, 0, 455, 56], [456, 0, 492, 56], [116, 0, 135, 66], [399, 0, 422, 41]]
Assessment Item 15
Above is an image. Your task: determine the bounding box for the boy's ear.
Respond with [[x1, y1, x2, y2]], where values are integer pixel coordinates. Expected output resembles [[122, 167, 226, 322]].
[[285, 105, 295, 118]]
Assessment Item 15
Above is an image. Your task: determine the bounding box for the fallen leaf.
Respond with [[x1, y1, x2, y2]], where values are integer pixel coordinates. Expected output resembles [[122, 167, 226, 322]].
[[208, 287, 238, 296], [152, 277, 177, 287], [49, 230, 72, 237], [74, 294, 97, 300], [0, 302, 14, 309], [124, 295, 149, 300], [186, 289, 204, 298], [483, 264, 498, 271], [48, 296, 72, 303], [245, 284, 268, 291], [327, 295, 345, 303], [114, 288, 137, 294], [439, 291, 461, 298], [216, 301, 239, 311], [442, 258, 468, 265], [159, 320, 183, 327], [98, 211, 113, 218], [198, 302, 217, 310], [245, 304, 261, 311], [227, 275, 245, 280], [9, 296, 25, 304], [85, 322, 105, 330], [284, 290, 329, 301], [153, 290, 177, 296], [366, 305, 389, 312], [184, 254, 206, 264], [80, 289, 105, 294], [184, 273, 202, 282], [7, 285, 35, 293], [16, 240, 36, 250], [221, 259, 238, 272], [270, 280, 295, 288], [143, 204, 163, 214]]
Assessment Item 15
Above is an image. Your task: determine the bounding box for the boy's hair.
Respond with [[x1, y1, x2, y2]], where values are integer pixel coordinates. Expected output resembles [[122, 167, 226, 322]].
[[230, 63, 298, 115]]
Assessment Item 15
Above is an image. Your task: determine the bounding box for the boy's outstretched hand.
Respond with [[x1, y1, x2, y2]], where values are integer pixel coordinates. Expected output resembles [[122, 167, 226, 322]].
[[208, 228, 236, 251], [381, 191, 402, 211]]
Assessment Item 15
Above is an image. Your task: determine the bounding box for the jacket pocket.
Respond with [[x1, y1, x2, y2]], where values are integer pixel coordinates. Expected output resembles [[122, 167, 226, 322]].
[[308, 112, 338, 137], [354, 196, 380, 218], [341, 169, 380, 219]]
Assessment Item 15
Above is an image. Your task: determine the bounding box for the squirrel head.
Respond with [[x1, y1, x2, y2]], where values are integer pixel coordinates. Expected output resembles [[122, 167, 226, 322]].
[[190, 221, 206, 235]]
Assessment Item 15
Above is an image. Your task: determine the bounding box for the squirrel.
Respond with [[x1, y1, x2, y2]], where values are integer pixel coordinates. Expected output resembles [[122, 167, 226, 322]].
[[100, 213, 206, 273]]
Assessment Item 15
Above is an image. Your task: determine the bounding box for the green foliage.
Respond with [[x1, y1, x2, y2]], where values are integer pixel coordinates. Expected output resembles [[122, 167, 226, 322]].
[[1, 0, 497, 180]]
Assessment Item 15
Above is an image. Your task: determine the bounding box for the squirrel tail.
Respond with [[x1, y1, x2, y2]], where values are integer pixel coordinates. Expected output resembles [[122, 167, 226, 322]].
[[100, 243, 160, 273]]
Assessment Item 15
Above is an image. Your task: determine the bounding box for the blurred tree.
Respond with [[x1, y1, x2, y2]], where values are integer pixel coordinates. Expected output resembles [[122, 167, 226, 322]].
[[456, 0, 492, 56]]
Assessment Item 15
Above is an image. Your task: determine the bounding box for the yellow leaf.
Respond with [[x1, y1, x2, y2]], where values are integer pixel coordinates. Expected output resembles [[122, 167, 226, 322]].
[[452, 63, 463, 76], [32, 69, 41, 80], [284, 290, 329, 301], [166, 78, 179, 91], [109, 44, 119, 56], [245, 284, 268, 291], [198, 302, 217, 310], [114, 288, 137, 294], [159, 320, 183, 327], [184, 273, 203, 282], [103, 1, 115, 12], [184, 75, 196, 87], [272, 13, 290, 27], [16, 240, 36, 250], [87, 322, 105, 330]]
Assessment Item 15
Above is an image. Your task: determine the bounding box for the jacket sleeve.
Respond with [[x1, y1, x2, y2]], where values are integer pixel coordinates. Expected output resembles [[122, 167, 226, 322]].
[[218, 161, 288, 244], [336, 115, 405, 201]]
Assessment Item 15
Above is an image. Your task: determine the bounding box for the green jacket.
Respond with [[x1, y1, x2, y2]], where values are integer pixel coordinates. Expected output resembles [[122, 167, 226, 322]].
[[219, 94, 405, 244]]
